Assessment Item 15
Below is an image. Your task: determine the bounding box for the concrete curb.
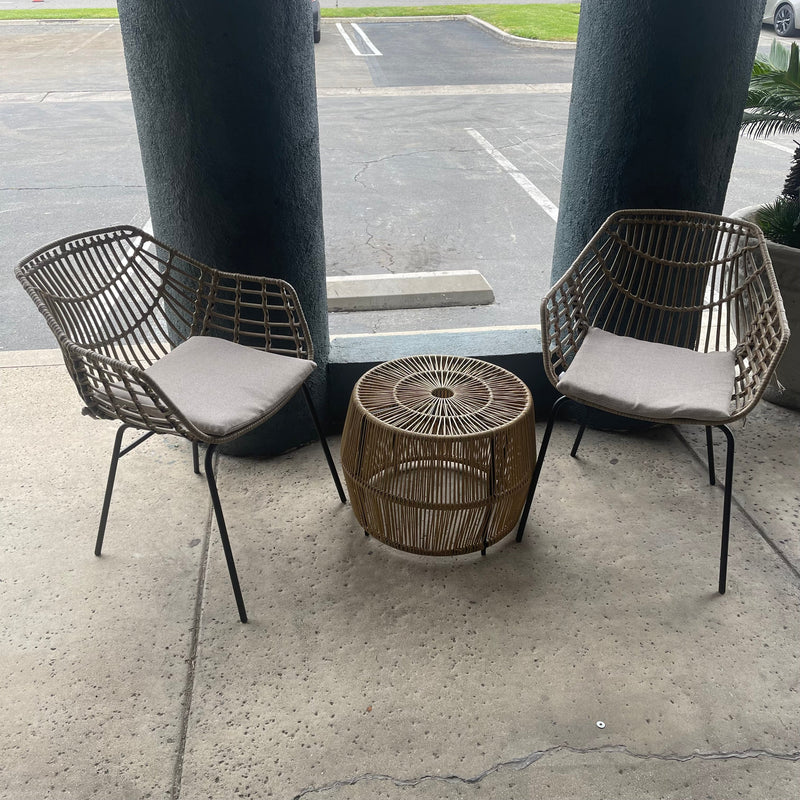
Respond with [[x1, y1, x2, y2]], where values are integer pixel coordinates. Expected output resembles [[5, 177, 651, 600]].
[[326, 269, 494, 312], [464, 14, 576, 49]]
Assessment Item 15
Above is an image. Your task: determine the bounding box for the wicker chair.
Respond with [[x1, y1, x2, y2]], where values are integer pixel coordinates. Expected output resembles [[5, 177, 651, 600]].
[[516, 209, 790, 594], [16, 225, 346, 622]]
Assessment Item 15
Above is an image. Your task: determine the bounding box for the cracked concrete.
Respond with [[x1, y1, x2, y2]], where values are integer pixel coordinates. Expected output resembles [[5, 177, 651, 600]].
[[179, 415, 798, 798], [364, 223, 396, 270], [296, 752, 800, 799], [352, 148, 474, 196], [293, 745, 800, 798], [2, 355, 800, 799], [343, 142, 510, 277]]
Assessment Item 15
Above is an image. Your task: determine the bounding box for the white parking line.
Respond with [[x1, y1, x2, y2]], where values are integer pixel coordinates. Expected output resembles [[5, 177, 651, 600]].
[[351, 23, 382, 56], [466, 128, 559, 221], [66, 23, 115, 56], [335, 22, 361, 56], [756, 139, 794, 155], [336, 22, 382, 57]]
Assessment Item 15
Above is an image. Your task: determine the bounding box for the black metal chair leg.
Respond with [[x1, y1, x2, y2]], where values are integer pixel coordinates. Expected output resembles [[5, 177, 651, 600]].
[[571, 423, 587, 458], [717, 424, 735, 595], [705, 426, 716, 486], [516, 395, 569, 542], [204, 444, 248, 623], [302, 383, 347, 504], [192, 441, 200, 475], [95, 424, 131, 556], [95, 425, 155, 556]]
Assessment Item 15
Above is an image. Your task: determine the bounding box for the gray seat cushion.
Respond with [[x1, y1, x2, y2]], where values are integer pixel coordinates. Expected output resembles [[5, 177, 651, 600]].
[[144, 336, 315, 436], [557, 327, 735, 422]]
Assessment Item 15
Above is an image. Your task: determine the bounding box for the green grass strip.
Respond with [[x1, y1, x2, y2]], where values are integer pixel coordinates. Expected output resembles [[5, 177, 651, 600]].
[[0, 8, 118, 20], [322, 5, 580, 41], [0, 4, 580, 42]]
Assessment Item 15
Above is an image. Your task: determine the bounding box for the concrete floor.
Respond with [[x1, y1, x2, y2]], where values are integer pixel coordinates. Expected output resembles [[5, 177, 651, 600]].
[[2, 14, 799, 799], [2, 348, 798, 799]]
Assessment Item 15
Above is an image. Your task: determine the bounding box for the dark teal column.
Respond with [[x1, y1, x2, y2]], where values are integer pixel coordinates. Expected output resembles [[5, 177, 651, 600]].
[[553, 0, 767, 280], [117, 0, 326, 455]]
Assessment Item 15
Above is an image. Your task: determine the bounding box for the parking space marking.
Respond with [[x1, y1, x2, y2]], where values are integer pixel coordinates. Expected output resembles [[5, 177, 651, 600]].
[[66, 23, 115, 56], [756, 139, 794, 155], [466, 127, 559, 221], [504, 131, 564, 182], [335, 23, 361, 56], [336, 22, 382, 57], [351, 23, 382, 56]]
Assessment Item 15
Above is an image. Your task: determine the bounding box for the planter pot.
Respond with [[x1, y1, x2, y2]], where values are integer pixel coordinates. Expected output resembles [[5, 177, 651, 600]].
[[732, 206, 800, 410]]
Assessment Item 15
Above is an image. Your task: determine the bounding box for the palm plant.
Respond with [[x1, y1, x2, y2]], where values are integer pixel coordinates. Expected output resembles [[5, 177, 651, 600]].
[[741, 40, 800, 247], [742, 39, 800, 200]]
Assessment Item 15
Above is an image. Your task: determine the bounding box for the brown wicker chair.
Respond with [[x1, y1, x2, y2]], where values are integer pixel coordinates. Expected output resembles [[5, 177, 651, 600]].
[[16, 225, 346, 622], [517, 209, 790, 593]]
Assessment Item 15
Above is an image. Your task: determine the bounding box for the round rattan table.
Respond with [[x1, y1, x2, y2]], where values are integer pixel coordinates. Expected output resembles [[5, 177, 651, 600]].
[[341, 354, 536, 556]]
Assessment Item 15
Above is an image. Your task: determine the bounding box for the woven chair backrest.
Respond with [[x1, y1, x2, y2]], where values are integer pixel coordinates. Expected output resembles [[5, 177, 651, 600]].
[[17, 227, 178, 368], [15, 226, 313, 364], [573, 210, 781, 354]]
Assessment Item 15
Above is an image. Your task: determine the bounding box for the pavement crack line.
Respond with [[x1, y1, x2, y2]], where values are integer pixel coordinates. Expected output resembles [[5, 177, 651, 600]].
[[364, 224, 395, 268], [170, 445, 215, 800], [353, 153, 409, 188], [352, 147, 474, 188], [291, 744, 800, 798]]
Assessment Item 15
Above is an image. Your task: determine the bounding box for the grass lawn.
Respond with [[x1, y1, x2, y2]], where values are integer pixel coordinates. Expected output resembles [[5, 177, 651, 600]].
[[0, 9, 117, 20], [0, 4, 580, 42]]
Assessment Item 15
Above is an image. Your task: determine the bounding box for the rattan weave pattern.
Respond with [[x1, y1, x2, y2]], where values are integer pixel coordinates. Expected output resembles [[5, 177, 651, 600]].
[[542, 209, 790, 424], [341, 355, 535, 556], [15, 225, 314, 444]]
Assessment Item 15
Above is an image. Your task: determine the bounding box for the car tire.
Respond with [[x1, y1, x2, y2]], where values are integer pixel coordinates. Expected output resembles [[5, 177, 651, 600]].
[[314, 28, 321, 44], [775, 4, 796, 37]]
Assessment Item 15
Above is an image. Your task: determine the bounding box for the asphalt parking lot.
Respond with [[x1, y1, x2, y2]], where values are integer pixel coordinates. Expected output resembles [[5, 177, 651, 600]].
[[317, 19, 574, 338], [0, 18, 796, 350]]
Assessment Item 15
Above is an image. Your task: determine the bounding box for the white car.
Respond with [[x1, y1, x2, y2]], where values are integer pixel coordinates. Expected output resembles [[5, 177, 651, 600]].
[[764, 1, 800, 37]]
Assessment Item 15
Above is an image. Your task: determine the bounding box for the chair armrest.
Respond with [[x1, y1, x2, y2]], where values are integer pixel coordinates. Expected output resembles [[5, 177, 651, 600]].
[[730, 294, 790, 418], [540, 265, 591, 388], [191, 268, 315, 361], [65, 343, 206, 439]]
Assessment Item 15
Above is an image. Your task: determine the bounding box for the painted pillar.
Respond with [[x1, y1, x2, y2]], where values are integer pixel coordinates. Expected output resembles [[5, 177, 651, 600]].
[[117, 0, 326, 455], [553, 0, 767, 280]]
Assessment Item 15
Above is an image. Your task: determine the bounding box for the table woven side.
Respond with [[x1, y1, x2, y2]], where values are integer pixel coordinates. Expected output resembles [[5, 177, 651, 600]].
[[341, 354, 536, 556]]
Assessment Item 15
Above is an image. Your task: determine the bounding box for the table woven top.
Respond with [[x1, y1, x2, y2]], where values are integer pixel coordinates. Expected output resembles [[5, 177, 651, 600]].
[[354, 354, 532, 437]]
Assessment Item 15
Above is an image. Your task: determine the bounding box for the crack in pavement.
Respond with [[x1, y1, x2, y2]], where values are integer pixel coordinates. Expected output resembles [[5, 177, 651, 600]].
[[291, 744, 800, 798], [171, 449, 215, 800], [352, 148, 475, 189], [364, 223, 395, 269], [353, 154, 394, 189]]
